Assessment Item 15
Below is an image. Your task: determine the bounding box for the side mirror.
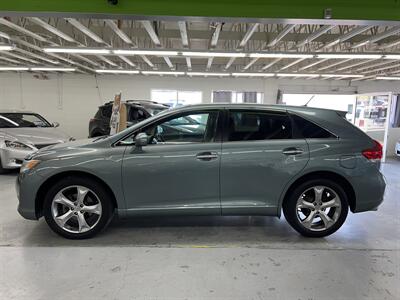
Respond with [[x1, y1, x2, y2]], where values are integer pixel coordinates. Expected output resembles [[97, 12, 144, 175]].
[[134, 132, 148, 150], [52, 122, 60, 128]]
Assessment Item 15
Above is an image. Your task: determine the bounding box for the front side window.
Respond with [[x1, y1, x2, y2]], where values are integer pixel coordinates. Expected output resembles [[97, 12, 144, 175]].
[[227, 111, 292, 141], [0, 113, 51, 128], [133, 111, 219, 144], [128, 107, 147, 123]]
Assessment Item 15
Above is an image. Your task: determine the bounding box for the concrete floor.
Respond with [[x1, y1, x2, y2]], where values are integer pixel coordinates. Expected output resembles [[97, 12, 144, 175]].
[[0, 161, 399, 300]]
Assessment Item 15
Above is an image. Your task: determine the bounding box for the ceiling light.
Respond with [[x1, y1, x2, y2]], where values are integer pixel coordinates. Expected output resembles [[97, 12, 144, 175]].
[[376, 76, 400, 80], [0, 67, 29, 71], [182, 52, 246, 58], [0, 45, 15, 51], [95, 69, 140, 74], [316, 54, 382, 59], [383, 55, 400, 60], [44, 48, 111, 54], [277, 73, 320, 78], [320, 74, 364, 78], [31, 67, 76, 72], [113, 50, 179, 56], [142, 71, 184, 75], [249, 53, 313, 59], [232, 73, 275, 77], [187, 72, 231, 76]]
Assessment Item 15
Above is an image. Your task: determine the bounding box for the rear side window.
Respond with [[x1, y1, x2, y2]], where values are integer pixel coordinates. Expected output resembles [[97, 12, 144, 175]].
[[291, 114, 335, 138], [102, 105, 112, 118], [227, 111, 292, 141]]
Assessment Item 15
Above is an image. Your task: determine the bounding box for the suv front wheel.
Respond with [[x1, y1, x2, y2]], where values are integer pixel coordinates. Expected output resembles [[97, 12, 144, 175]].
[[283, 179, 349, 237], [43, 177, 114, 239]]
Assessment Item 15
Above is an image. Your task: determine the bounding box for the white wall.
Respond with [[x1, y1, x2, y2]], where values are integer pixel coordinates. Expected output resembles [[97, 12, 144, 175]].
[[1, 72, 400, 139]]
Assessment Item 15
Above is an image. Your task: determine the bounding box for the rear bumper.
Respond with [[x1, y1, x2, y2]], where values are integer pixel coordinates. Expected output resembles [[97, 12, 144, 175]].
[[352, 165, 386, 213], [0, 148, 34, 169]]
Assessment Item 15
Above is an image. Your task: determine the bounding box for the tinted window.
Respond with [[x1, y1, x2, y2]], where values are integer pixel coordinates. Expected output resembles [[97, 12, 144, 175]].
[[0, 113, 51, 128], [140, 111, 218, 144], [102, 106, 112, 118], [129, 107, 147, 122], [227, 111, 292, 141], [292, 115, 334, 138]]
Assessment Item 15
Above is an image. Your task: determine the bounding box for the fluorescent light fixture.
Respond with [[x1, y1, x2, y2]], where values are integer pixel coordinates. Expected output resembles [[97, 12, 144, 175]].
[[187, 72, 231, 76], [182, 51, 246, 58], [232, 72, 275, 77], [383, 55, 400, 60], [142, 71, 184, 75], [31, 67, 76, 72], [0, 45, 14, 51], [277, 73, 320, 78], [376, 76, 400, 80], [0, 67, 29, 71], [113, 50, 179, 56], [44, 48, 111, 54], [320, 74, 364, 78], [317, 54, 382, 59], [95, 69, 139, 74], [249, 53, 313, 59]]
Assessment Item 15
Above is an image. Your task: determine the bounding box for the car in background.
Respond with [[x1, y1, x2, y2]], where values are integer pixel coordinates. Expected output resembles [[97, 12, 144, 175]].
[[396, 140, 400, 157], [17, 104, 386, 239], [89, 100, 169, 137], [0, 111, 74, 173]]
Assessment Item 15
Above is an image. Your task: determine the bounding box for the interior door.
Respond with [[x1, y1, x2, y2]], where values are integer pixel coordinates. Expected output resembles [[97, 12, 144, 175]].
[[220, 109, 309, 215], [121, 110, 222, 216]]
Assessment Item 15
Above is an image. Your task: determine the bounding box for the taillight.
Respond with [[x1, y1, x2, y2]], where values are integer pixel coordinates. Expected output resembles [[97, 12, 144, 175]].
[[362, 140, 382, 160]]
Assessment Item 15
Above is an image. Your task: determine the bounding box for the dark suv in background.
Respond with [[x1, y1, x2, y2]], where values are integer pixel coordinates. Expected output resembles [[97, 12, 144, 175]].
[[89, 100, 169, 137]]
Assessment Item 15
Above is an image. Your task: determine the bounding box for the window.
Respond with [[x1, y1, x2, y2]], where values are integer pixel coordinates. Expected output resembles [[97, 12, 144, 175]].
[[227, 111, 292, 141], [139, 111, 218, 144], [212, 90, 264, 104], [101, 105, 112, 118], [0, 113, 51, 128], [128, 107, 147, 123], [291, 115, 334, 139], [151, 90, 202, 107]]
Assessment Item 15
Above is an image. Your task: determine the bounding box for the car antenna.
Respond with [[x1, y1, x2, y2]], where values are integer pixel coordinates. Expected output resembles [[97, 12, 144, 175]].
[[303, 95, 315, 107]]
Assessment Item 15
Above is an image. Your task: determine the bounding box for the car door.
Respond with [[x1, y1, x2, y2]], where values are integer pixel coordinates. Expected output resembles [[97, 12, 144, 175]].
[[220, 109, 309, 216], [121, 109, 222, 216]]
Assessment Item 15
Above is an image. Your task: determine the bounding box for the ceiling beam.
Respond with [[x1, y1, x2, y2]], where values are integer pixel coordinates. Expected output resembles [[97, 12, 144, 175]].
[[0, 17, 47, 42], [210, 23, 222, 48], [321, 25, 373, 49], [296, 25, 335, 48], [352, 26, 400, 49], [66, 18, 107, 44], [262, 58, 282, 70], [177, 21, 189, 48], [238, 23, 259, 48], [267, 24, 296, 48], [29, 17, 76, 43], [104, 19, 133, 44], [141, 20, 161, 46]]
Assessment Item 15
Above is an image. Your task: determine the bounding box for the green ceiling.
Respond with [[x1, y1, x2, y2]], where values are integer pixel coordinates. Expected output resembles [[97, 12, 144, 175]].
[[0, 0, 399, 21]]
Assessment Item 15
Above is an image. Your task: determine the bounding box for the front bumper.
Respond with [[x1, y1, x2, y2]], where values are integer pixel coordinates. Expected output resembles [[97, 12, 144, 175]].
[[16, 170, 42, 220], [0, 147, 34, 169]]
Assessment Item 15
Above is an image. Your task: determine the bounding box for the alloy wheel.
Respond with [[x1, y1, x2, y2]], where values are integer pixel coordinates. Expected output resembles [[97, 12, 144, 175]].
[[51, 185, 102, 233], [295, 185, 342, 232]]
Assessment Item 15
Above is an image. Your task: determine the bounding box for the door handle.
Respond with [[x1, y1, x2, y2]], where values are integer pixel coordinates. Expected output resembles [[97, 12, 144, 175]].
[[282, 147, 304, 155], [196, 151, 218, 161]]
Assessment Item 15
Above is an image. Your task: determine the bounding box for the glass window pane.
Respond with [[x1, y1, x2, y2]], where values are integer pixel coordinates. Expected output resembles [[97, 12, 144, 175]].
[[228, 111, 292, 141], [292, 115, 334, 139]]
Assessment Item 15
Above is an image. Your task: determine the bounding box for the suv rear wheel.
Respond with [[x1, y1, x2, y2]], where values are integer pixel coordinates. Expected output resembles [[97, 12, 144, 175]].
[[43, 177, 114, 239], [283, 179, 349, 237]]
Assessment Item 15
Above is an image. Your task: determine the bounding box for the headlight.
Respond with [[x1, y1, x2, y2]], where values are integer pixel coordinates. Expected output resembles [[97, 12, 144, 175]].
[[4, 140, 33, 151], [20, 160, 41, 173]]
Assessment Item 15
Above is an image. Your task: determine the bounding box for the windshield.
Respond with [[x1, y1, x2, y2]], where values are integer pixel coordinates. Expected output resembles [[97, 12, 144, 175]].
[[0, 113, 52, 128]]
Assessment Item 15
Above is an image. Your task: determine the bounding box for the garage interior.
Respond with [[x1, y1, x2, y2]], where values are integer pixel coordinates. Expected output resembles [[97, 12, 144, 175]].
[[0, 1, 399, 299]]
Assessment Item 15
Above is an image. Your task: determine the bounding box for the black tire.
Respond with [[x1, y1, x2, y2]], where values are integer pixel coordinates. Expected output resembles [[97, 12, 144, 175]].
[[43, 176, 114, 239], [283, 179, 349, 238]]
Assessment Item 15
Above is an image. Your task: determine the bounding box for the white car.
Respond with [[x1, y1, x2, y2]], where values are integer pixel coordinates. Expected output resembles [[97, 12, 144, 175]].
[[396, 140, 400, 157], [0, 110, 74, 173]]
